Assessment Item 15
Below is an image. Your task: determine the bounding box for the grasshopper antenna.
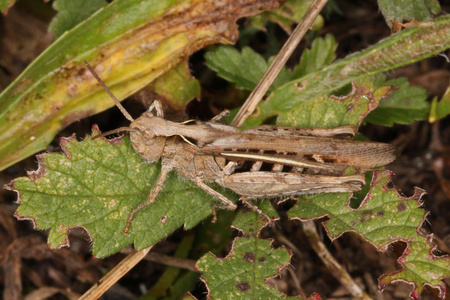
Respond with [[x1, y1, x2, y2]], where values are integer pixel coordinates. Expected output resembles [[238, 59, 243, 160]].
[[83, 59, 135, 122]]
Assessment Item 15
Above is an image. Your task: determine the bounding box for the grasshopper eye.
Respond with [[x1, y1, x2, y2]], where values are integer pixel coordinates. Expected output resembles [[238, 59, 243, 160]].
[[142, 129, 157, 142], [130, 129, 165, 162]]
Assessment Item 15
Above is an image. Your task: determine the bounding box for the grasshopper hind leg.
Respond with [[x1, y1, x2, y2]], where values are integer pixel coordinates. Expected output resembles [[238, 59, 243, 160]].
[[194, 180, 272, 223], [193, 179, 237, 210]]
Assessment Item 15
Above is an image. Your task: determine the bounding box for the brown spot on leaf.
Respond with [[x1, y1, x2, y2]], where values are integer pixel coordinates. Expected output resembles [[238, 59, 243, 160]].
[[377, 210, 385, 217], [258, 256, 265, 263], [359, 211, 372, 223], [243, 252, 255, 263], [362, 210, 372, 218], [347, 103, 354, 111], [236, 282, 250, 292], [397, 203, 407, 212]]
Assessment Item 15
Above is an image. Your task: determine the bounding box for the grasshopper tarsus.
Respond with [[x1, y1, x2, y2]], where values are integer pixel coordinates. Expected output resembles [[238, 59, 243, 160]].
[[92, 127, 136, 140], [241, 197, 273, 224]]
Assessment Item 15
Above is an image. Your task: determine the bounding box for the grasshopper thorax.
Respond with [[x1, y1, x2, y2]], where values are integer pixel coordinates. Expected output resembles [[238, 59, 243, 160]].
[[129, 112, 167, 162]]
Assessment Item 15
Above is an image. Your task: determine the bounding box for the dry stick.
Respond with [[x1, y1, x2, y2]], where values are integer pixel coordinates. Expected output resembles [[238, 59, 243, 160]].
[[302, 221, 371, 300], [79, 246, 152, 300], [231, 0, 329, 127]]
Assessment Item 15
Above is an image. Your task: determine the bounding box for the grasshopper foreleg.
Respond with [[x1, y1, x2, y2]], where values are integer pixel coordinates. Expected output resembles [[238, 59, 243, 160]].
[[124, 165, 172, 233]]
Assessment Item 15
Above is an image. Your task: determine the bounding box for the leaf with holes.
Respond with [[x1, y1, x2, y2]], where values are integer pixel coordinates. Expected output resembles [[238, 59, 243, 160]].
[[292, 34, 337, 79], [196, 207, 293, 299], [365, 76, 430, 126], [6, 126, 238, 258], [205, 46, 292, 92], [250, 0, 323, 34], [288, 170, 450, 298], [197, 236, 293, 298], [240, 16, 450, 128], [277, 77, 394, 130]]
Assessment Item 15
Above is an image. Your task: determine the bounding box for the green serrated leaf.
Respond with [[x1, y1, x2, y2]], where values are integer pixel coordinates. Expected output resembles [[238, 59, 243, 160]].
[[7, 127, 238, 258], [0, 0, 15, 12], [289, 170, 450, 299], [277, 77, 394, 129], [379, 237, 450, 299], [277, 76, 448, 297], [292, 34, 337, 79], [205, 46, 291, 92], [196, 235, 291, 299], [378, 0, 441, 27], [241, 15, 450, 128], [49, 0, 107, 38], [429, 85, 450, 122], [194, 206, 306, 298], [153, 59, 201, 109], [366, 77, 430, 126], [249, 0, 323, 33]]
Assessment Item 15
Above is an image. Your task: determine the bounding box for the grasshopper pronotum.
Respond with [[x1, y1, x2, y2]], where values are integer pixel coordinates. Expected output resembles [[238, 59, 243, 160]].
[[84, 61, 398, 233]]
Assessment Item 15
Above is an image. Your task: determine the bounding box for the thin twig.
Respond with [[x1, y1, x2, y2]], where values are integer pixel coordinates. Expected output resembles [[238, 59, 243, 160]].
[[120, 248, 199, 271], [79, 247, 152, 300], [231, 0, 329, 127], [144, 252, 198, 272], [286, 265, 306, 297], [302, 221, 371, 300]]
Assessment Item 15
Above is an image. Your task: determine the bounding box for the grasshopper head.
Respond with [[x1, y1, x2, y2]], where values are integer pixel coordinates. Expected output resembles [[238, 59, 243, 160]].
[[129, 112, 166, 162]]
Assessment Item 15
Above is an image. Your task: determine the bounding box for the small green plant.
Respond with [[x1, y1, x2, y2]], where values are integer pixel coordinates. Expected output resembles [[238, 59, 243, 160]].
[[2, 0, 449, 298]]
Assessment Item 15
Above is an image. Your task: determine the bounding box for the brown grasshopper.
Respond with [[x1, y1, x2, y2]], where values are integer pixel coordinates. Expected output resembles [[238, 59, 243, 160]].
[[84, 61, 398, 234]]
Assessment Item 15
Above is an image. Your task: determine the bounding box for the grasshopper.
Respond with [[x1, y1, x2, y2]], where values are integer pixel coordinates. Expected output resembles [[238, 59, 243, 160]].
[[84, 61, 398, 233]]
